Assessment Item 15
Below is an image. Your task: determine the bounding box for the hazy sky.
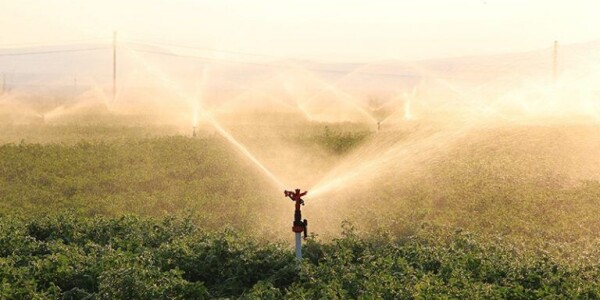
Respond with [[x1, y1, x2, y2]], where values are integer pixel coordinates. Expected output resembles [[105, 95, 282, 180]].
[[2, 0, 600, 62]]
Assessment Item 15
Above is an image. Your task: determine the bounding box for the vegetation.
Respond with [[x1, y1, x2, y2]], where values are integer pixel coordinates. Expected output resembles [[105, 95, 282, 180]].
[[312, 126, 371, 154], [0, 123, 599, 298], [314, 126, 600, 262], [0, 137, 272, 222], [0, 214, 598, 299]]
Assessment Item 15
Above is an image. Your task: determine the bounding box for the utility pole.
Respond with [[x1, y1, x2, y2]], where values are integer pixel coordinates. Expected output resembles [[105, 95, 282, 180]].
[[552, 40, 558, 84], [113, 31, 117, 103]]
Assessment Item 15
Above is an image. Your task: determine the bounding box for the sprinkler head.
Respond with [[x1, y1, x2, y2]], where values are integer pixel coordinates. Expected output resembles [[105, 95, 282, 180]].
[[192, 126, 197, 137], [284, 189, 308, 206]]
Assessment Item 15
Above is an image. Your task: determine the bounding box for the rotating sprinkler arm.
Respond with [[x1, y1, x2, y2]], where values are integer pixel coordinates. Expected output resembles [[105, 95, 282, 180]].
[[299, 192, 307, 206], [284, 190, 306, 205]]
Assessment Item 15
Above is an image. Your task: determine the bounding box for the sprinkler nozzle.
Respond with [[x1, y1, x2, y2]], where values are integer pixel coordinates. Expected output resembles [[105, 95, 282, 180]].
[[284, 188, 308, 238]]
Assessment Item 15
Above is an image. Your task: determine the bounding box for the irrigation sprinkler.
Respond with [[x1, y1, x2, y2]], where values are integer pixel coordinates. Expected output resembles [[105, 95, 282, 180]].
[[284, 188, 308, 260], [192, 126, 197, 137]]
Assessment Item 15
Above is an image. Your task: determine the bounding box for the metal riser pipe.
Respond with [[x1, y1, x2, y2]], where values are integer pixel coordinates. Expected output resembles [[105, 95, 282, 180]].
[[295, 232, 302, 260]]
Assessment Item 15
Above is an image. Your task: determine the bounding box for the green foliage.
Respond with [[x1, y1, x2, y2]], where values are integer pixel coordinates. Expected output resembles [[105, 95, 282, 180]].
[[0, 214, 598, 299], [0, 137, 277, 231], [312, 126, 371, 154]]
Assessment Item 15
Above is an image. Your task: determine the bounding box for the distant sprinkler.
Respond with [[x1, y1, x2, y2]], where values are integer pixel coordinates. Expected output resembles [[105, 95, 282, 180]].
[[284, 188, 308, 261], [192, 126, 197, 137], [403, 87, 417, 121]]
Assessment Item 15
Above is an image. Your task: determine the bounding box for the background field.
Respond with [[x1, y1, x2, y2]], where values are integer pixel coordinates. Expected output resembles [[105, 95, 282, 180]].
[[0, 115, 599, 298]]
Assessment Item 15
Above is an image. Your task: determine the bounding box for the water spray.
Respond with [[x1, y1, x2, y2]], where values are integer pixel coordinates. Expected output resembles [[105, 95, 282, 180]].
[[404, 98, 413, 121], [284, 188, 308, 260], [125, 47, 286, 190]]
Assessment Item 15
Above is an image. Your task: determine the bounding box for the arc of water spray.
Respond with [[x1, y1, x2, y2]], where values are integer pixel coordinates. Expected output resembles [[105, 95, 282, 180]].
[[122, 45, 509, 197], [0, 96, 44, 119], [402, 62, 517, 121], [377, 85, 419, 125], [78, 72, 129, 113], [320, 80, 380, 124], [191, 66, 211, 126], [405, 61, 463, 95], [403, 57, 563, 122], [308, 83, 522, 198], [403, 88, 416, 121], [123, 45, 286, 190], [209, 70, 294, 113], [108, 69, 138, 111], [80, 76, 126, 113], [308, 129, 451, 198], [309, 125, 470, 198], [271, 71, 321, 113], [292, 72, 379, 124], [288, 64, 380, 125], [281, 81, 314, 121]]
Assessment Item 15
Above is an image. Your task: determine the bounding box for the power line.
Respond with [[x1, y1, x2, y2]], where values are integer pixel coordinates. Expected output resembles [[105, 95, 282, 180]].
[[0, 47, 110, 57], [0, 37, 413, 78], [131, 48, 277, 67], [125, 40, 274, 58], [0, 38, 110, 49], [2, 36, 552, 79], [130, 47, 418, 78], [126, 40, 566, 75]]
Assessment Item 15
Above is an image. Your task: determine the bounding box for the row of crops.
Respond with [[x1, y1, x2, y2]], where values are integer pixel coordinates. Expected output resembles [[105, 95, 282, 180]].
[[1, 214, 598, 299]]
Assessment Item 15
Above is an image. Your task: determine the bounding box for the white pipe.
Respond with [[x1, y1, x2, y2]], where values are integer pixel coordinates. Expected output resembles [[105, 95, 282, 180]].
[[295, 232, 302, 260]]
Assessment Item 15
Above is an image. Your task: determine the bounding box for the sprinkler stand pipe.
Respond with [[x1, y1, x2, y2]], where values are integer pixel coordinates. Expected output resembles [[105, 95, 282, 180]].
[[295, 232, 302, 260], [285, 188, 308, 261]]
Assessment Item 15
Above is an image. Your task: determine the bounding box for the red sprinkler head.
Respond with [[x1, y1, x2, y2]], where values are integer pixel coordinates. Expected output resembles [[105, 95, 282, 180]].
[[285, 189, 307, 209], [284, 188, 308, 239]]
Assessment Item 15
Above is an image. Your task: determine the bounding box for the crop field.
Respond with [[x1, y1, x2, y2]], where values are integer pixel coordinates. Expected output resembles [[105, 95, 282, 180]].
[[2, 5, 600, 297], [0, 115, 599, 298]]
